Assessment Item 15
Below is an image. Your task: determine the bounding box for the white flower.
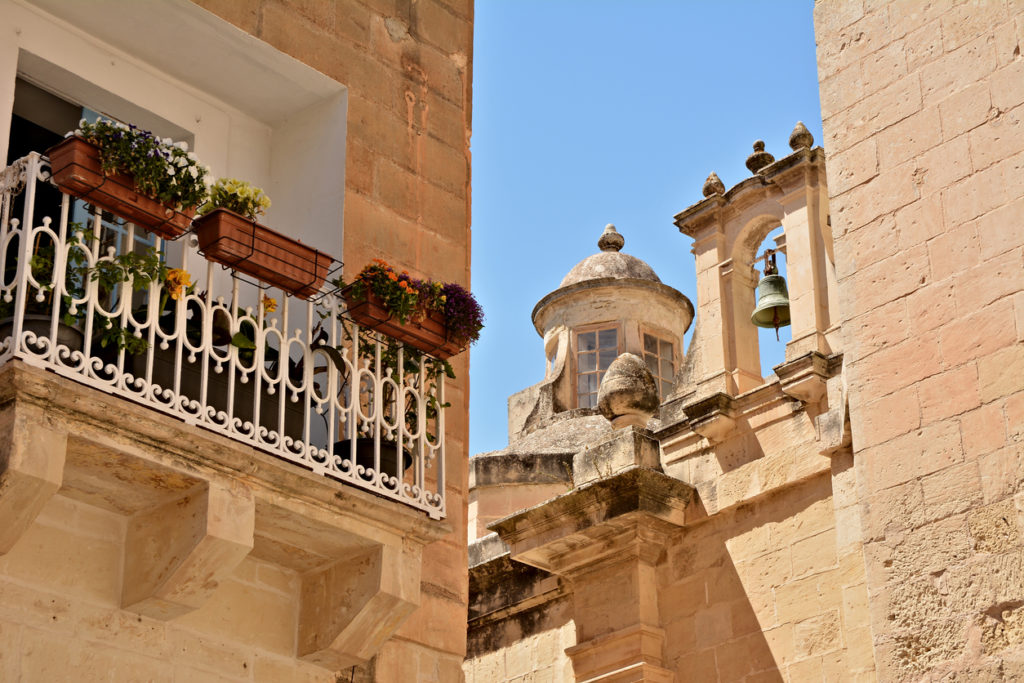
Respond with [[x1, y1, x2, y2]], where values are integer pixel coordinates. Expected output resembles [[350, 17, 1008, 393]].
[[79, 118, 88, 127], [175, 141, 188, 151], [187, 152, 197, 161], [167, 166, 176, 176], [189, 166, 198, 178]]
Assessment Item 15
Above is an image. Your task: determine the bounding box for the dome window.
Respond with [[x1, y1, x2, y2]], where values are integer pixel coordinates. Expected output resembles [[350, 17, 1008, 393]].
[[642, 332, 675, 398], [575, 326, 620, 409]]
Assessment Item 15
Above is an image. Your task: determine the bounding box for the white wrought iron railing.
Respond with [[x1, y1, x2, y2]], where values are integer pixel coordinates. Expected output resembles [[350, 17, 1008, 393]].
[[0, 152, 446, 519]]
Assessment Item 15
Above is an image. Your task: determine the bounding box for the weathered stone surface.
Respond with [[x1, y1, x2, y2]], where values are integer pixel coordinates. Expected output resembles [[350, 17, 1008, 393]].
[[560, 225, 660, 287], [597, 353, 660, 429], [571, 426, 661, 487]]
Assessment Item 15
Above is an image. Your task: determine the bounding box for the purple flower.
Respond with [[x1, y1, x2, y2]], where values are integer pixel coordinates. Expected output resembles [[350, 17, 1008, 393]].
[[441, 282, 483, 346]]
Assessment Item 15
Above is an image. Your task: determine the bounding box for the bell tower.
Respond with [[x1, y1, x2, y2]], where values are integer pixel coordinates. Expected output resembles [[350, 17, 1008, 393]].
[[673, 123, 839, 402]]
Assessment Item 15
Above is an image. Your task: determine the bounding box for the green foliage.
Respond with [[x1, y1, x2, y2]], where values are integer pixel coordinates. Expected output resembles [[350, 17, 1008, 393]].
[[336, 259, 484, 352], [0, 228, 89, 325], [342, 259, 421, 325], [75, 119, 209, 210], [88, 245, 167, 295], [198, 177, 271, 221]]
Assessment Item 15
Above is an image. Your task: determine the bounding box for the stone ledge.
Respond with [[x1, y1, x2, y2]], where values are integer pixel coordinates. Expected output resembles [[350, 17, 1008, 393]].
[[471, 451, 574, 488], [774, 350, 835, 404], [489, 467, 697, 574], [572, 426, 661, 486], [0, 361, 449, 543], [468, 532, 510, 568], [681, 392, 737, 444]]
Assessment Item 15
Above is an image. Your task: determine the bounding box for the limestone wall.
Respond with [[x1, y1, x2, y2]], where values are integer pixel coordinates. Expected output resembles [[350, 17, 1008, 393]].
[[660, 470, 873, 680], [464, 547, 575, 683], [465, 618, 576, 683], [815, 0, 1024, 678]]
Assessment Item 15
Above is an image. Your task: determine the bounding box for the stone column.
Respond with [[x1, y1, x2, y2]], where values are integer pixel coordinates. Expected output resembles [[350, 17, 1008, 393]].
[[779, 167, 833, 360]]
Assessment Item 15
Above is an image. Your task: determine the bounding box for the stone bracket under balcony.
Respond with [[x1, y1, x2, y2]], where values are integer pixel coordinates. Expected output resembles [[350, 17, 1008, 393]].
[[0, 360, 450, 668], [0, 399, 67, 554], [122, 480, 256, 620]]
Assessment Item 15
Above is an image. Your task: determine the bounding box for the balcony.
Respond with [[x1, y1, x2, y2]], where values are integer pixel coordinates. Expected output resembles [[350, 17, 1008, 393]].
[[0, 151, 447, 521]]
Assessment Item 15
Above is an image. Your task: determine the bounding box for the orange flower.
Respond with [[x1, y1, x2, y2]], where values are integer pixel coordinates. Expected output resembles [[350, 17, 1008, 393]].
[[388, 272, 398, 281], [261, 294, 277, 313], [165, 268, 191, 301]]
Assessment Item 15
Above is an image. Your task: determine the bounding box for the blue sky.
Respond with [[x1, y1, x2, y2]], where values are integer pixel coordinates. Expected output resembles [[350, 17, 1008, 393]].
[[469, 1, 823, 455]]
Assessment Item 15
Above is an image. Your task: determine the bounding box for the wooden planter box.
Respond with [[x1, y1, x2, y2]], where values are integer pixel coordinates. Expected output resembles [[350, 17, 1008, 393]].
[[46, 136, 194, 240], [192, 208, 331, 300], [341, 287, 463, 360]]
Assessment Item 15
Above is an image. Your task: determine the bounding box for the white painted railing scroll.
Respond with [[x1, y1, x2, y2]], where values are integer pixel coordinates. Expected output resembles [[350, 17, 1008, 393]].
[[0, 153, 446, 519]]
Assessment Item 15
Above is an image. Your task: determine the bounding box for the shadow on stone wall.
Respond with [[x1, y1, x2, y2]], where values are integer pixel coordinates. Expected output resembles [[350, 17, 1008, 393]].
[[661, 473, 838, 679]]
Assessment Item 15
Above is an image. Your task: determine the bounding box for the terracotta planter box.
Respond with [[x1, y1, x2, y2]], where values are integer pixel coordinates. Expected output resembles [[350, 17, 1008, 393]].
[[192, 208, 331, 300], [46, 136, 194, 240], [341, 287, 463, 360]]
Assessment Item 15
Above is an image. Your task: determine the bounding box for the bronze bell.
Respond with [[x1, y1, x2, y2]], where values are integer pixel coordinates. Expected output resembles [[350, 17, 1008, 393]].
[[751, 254, 791, 339]]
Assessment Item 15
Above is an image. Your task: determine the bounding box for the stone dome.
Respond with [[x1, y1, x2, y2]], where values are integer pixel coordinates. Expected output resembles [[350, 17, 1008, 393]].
[[559, 224, 661, 287]]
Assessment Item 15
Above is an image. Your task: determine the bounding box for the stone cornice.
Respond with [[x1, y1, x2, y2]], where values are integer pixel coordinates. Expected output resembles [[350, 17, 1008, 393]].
[[531, 277, 694, 336], [489, 467, 696, 574]]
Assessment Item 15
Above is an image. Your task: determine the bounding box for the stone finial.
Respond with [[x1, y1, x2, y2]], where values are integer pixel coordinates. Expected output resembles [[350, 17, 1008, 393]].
[[702, 172, 725, 197], [745, 140, 776, 174], [789, 121, 814, 150], [597, 353, 659, 429], [597, 223, 624, 252]]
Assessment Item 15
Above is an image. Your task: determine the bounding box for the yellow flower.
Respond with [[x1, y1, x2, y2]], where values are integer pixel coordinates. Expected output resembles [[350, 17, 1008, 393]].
[[261, 295, 278, 313], [165, 268, 191, 301]]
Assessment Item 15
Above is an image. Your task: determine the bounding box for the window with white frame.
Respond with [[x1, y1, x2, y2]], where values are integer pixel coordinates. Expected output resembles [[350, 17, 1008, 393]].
[[575, 326, 620, 409], [642, 331, 675, 398], [1, 0, 347, 261]]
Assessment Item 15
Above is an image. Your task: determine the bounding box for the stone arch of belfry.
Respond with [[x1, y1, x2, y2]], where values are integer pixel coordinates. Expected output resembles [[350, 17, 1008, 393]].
[[674, 125, 839, 402]]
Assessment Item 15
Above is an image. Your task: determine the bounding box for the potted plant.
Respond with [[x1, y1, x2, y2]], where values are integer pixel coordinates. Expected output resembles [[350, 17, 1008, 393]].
[[47, 119, 209, 240], [339, 259, 484, 360], [192, 178, 332, 299]]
